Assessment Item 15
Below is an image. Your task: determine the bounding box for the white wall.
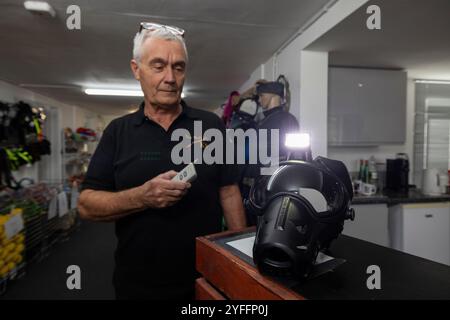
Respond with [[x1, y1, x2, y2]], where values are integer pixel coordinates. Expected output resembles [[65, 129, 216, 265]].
[[274, 42, 302, 121], [299, 51, 329, 157], [239, 64, 265, 92], [238, 0, 418, 182], [239, 0, 369, 159]]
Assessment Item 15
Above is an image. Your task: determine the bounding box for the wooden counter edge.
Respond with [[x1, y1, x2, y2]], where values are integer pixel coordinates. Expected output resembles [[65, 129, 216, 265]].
[[196, 229, 305, 300], [195, 278, 226, 300]]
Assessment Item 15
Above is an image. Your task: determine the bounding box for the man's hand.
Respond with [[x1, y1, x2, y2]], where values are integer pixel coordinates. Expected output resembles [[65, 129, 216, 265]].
[[139, 170, 191, 209], [240, 79, 269, 100], [78, 170, 191, 221]]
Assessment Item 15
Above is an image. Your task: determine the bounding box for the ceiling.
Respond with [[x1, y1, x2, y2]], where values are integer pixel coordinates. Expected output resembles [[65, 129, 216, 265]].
[[0, 0, 331, 115], [307, 0, 450, 81]]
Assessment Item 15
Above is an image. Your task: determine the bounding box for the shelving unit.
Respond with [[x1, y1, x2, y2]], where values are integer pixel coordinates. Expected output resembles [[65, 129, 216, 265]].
[[61, 128, 98, 183], [0, 182, 81, 296]]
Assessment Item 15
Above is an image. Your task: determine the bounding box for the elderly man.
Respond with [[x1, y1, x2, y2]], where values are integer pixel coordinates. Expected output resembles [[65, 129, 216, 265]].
[[77, 22, 246, 300]]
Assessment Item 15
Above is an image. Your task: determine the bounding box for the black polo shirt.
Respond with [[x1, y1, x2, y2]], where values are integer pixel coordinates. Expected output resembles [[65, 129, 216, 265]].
[[81, 100, 239, 295]]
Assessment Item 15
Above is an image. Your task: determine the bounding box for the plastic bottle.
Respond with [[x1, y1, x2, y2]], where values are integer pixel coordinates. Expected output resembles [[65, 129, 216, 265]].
[[364, 160, 369, 183], [369, 156, 378, 187], [358, 159, 364, 181]]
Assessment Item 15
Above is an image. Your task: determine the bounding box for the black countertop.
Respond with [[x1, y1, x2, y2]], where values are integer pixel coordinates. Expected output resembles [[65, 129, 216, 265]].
[[352, 188, 450, 205], [295, 235, 450, 299], [217, 232, 450, 299]]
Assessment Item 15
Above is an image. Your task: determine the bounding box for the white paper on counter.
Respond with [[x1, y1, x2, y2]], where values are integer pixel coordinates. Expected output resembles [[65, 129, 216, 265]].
[[314, 252, 333, 265], [227, 236, 256, 258]]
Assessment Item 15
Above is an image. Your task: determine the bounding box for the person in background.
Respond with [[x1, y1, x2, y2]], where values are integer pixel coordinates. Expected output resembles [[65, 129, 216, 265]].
[[221, 80, 267, 128], [222, 90, 240, 127], [256, 81, 299, 159], [239, 80, 300, 225], [77, 22, 246, 300]]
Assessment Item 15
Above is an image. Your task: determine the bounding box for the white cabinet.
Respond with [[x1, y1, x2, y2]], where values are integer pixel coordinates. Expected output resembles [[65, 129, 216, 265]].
[[328, 67, 407, 146], [343, 204, 389, 247], [389, 203, 450, 265]]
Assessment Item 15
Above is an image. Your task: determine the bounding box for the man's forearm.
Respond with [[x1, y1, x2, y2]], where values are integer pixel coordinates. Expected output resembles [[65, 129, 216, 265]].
[[220, 184, 247, 230], [78, 187, 145, 222]]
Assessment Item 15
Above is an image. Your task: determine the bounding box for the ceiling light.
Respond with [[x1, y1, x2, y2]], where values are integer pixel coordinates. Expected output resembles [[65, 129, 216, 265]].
[[84, 89, 144, 97], [23, 1, 56, 17], [84, 88, 186, 98], [415, 79, 450, 85]]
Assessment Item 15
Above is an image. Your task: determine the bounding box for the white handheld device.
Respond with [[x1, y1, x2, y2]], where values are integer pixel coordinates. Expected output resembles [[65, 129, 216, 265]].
[[171, 163, 197, 183]]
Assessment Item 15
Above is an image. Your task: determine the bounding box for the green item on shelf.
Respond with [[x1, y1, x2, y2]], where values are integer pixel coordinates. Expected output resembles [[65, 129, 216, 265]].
[[4, 148, 34, 171], [5, 148, 18, 171], [16, 148, 33, 164]]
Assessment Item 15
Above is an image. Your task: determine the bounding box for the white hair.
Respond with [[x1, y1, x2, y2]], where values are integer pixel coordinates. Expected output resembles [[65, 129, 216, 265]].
[[132, 28, 188, 63]]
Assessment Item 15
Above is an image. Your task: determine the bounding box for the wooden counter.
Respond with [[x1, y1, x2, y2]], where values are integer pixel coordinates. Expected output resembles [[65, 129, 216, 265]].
[[196, 227, 450, 300]]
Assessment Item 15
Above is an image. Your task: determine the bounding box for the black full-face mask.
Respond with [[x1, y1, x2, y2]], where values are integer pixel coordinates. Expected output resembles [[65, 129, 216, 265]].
[[250, 157, 355, 279]]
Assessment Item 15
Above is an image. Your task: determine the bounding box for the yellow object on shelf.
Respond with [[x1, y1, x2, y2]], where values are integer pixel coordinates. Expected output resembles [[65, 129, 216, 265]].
[[0, 248, 7, 259], [8, 253, 20, 264], [14, 255, 23, 264], [15, 243, 25, 253], [4, 243, 15, 254], [0, 212, 26, 281], [10, 208, 23, 216], [0, 266, 8, 278], [7, 262, 15, 273], [14, 233, 25, 244]]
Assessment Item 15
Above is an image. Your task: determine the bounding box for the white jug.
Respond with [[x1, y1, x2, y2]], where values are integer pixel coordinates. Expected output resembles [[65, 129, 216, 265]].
[[422, 168, 443, 195], [439, 173, 449, 194]]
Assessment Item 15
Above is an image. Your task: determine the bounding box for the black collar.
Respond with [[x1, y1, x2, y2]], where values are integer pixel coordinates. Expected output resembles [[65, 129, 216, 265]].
[[263, 105, 286, 118], [132, 100, 198, 126]]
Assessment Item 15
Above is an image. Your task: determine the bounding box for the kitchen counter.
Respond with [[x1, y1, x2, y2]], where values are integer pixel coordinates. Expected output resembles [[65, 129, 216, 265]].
[[196, 228, 450, 299], [352, 188, 450, 205]]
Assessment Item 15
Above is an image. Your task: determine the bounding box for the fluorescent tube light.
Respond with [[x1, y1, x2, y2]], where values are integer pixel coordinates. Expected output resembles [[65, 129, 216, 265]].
[[415, 80, 450, 85], [84, 89, 144, 96], [24, 1, 56, 17], [84, 89, 186, 97]]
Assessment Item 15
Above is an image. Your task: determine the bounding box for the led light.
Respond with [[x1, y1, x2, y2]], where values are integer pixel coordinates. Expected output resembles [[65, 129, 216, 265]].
[[415, 79, 450, 85], [181, 92, 186, 98], [285, 133, 310, 149], [84, 89, 144, 96], [23, 1, 56, 17]]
